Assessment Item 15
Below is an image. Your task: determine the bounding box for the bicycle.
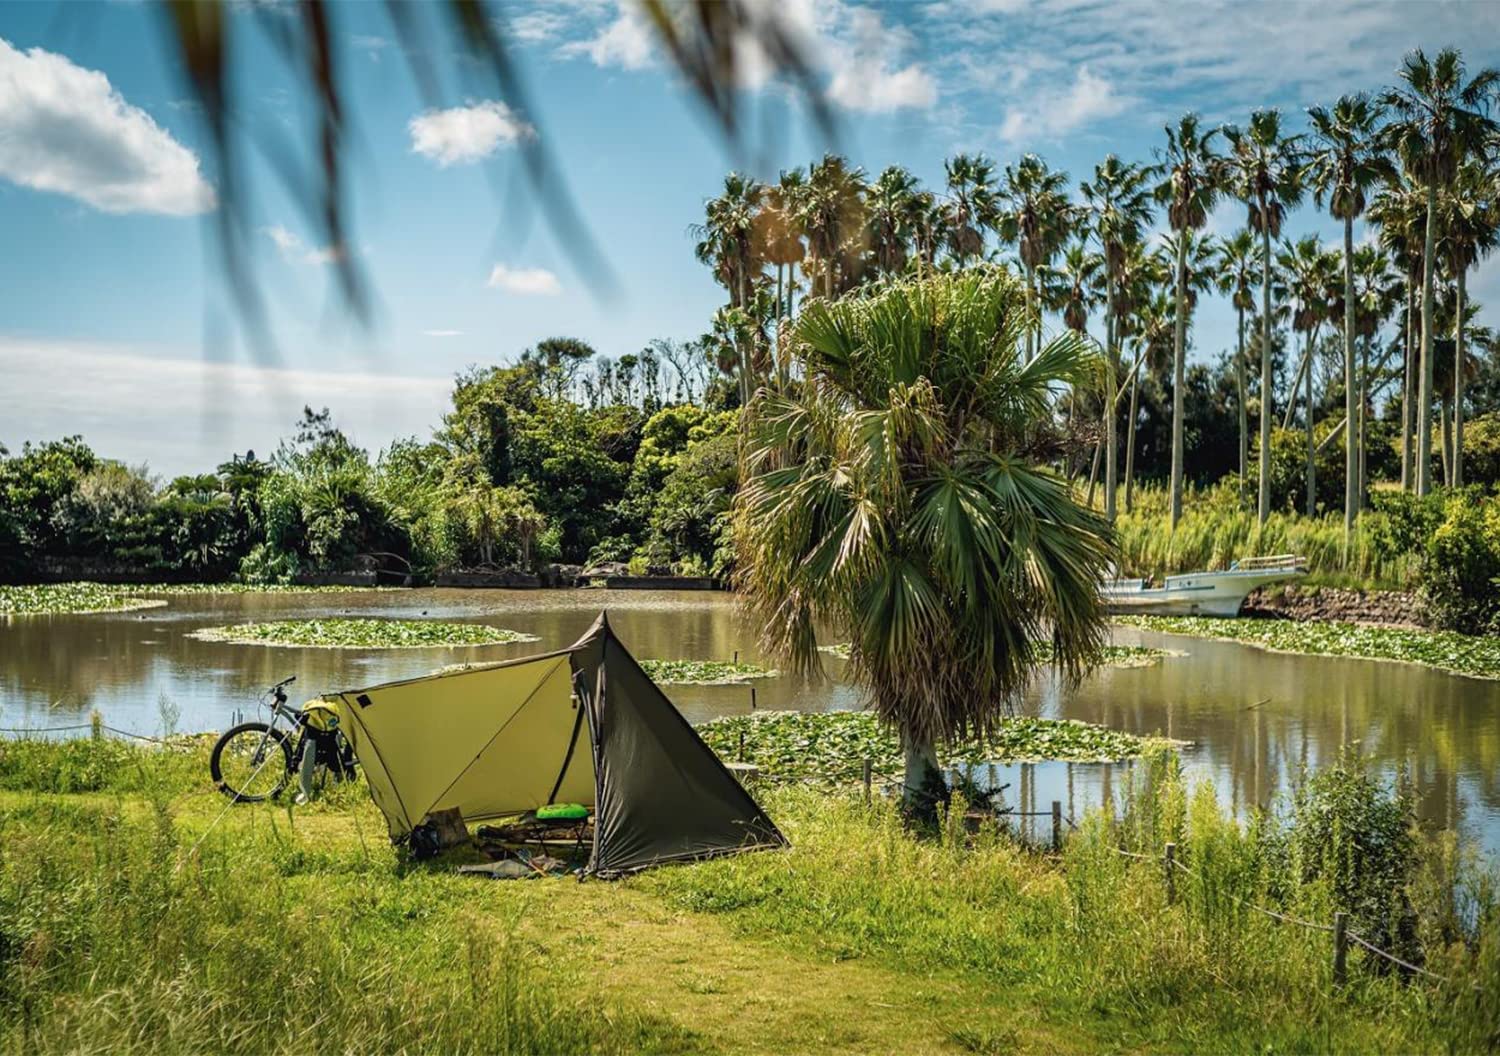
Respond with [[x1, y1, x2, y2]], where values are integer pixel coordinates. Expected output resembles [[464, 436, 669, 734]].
[[209, 676, 358, 803]]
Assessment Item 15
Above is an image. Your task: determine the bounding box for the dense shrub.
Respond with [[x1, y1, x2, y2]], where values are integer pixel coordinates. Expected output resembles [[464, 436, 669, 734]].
[[1422, 492, 1500, 634]]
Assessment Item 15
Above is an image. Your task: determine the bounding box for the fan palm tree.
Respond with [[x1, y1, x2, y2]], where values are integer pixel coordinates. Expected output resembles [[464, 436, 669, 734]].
[[1351, 245, 1402, 501], [759, 169, 808, 336], [1041, 240, 1104, 334], [693, 173, 765, 403], [1367, 176, 1427, 489], [1305, 93, 1393, 548], [1156, 114, 1222, 528], [1435, 158, 1500, 486], [998, 154, 1075, 358], [1277, 236, 1340, 513], [1081, 155, 1156, 522], [734, 269, 1113, 806], [1124, 286, 1175, 512], [942, 154, 999, 267], [866, 166, 925, 278], [1380, 47, 1500, 495], [1221, 109, 1303, 524], [801, 155, 869, 299], [1213, 229, 1262, 507]]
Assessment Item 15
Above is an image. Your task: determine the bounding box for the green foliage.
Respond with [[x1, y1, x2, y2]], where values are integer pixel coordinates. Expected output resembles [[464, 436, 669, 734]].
[[822, 639, 1169, 667], [1422, 491, 1500, 633], [637, 659, 772, 684], [695, 710, 1165, 782], [0, 583, 161, 615], [191, 618, 537, 649], [1462, 412, 1500, 486], [1117, 614, 1500, 679]]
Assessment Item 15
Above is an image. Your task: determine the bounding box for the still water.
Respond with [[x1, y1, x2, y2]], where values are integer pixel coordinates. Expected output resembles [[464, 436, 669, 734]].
[[3, 588, 1498, 855]]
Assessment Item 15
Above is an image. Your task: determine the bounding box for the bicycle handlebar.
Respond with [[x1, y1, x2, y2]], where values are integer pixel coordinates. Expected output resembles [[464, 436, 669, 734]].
[[271, 675, 297, 691]]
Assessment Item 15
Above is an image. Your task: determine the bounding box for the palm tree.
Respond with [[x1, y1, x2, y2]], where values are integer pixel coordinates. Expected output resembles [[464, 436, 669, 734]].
[[1435, 158, 1500, 486], [1351, 245, 1402, 501], [998, 154, 1075, 358], [693, 173, 765, 403], [1277, 236, 1340, 514], [1305, 93, 1392, 549], [801, 155, 869, 299], [734, 269, 1114, 806], [866, 166, 925, 278], [1156, 114, 1222, 528], [1367, 176, 1427, 489], [1221, 109, 1303, 525], [1041, 240, 1103, 334], [1381, 47, 1500, 496], [1081, 156, 1156, 522], [1213, 229, 1262, 507], [1124, 285, 1174, 512], [942, 154, 999, 267], [758, 169, 807, 341]]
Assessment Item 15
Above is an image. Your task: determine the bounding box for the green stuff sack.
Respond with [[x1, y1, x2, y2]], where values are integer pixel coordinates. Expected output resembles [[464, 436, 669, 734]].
[[536, 803, 589, 821]]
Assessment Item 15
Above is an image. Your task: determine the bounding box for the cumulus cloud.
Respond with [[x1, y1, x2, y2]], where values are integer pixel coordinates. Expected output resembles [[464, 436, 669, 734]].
[[825, 7, 936, 113], [559, 2, 656, 70], [262, 224, 345, 266], [0, 337, 449, 478], [422, 329, 463, 337], [408, 101, 534, 166], [999, 65, 1128, 144], [487, 264, 562, 296], [508, 10, 570, 44], [0, 37, 214, 215]]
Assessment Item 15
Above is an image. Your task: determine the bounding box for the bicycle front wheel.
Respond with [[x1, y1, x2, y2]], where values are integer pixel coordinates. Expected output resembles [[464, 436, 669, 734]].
[[211, 723, 293, 802]]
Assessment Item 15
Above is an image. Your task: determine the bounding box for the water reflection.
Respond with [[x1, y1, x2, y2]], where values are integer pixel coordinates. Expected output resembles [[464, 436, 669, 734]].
[[1, 588, 1497, 854]]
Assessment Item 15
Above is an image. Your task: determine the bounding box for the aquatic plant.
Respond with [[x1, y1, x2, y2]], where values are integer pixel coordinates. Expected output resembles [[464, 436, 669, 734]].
[[695, 710, 1170, 782], [191, 618, 537, 649], [820, 640, 1171, 668], [0, 583, 166, 615], [1118, 614, 1500, 679], [637, 659, 775, 685]]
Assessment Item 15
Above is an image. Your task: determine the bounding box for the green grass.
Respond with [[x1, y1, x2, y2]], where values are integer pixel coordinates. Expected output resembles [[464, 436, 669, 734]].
[[0, 581, 390, 616], [190, 617, 538, 649], [1, 737, 1497, 1053], [821, 641, 1171, 668], [638, 659, 776, 685], [1118, 615, 1500, 680], [696, 710, 1175, 783]]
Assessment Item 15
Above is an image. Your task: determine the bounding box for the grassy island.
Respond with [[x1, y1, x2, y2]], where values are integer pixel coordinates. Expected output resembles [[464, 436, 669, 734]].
[[190, 617, 536, 649]]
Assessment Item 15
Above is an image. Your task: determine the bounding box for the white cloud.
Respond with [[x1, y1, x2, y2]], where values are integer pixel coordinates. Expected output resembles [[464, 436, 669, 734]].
[[408, 101, 534, 166], [999, 65, 1128, 144], [0, 337, 449, 478], [262, 224, 344, 266], [487, 264, 562, 296], [560, 2, 656, 70], [351, 34, 389, 62], [824, 6, 936, 113], [0, 37, 214, 215], [508, 9, 572, 46], [422, 329, 463, 337]]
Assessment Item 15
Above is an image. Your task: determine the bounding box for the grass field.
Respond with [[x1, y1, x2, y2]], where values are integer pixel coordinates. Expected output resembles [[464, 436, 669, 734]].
[[2, 736, 1497, 1054]]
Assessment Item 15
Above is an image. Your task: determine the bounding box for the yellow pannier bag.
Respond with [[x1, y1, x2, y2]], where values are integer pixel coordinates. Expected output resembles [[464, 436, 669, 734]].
[[301, 699, 341, 733]]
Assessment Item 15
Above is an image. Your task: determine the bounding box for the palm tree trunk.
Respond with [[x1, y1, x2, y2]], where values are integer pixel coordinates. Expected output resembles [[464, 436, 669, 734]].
[[1342, 218, 1356, 553], [1104, 278, 1118, 522], [1257, 217, 1274, 526], [1236, 301, 1248, 509], [1024, 263, 1036, 359], [901, 735, 941, 812], [1305, 321, 1316, 517], [1417, 180, 1438, 496], [1170, 229, 1188, 529], [1359, 333, 1370, 507], [1439, 401, 1451, 485], [1454, 267, 1466, 488], [1125, 350, 1143, 514], [787, 262, 797, 319]]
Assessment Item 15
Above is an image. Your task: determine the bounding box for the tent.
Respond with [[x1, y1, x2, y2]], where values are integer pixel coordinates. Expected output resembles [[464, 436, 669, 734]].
[[332, 612, 786, 877]]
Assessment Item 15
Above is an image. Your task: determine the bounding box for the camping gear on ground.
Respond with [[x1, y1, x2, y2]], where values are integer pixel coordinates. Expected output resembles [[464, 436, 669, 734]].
[[210, 676, 358, 802], [332, 613, 787, 878]]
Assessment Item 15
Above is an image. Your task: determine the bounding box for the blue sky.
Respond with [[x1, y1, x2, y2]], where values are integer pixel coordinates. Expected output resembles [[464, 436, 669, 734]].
[[3, 0, 1499, 475]]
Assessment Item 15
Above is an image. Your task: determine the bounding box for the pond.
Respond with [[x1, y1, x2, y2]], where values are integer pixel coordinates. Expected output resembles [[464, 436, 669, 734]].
[[3, 587, 1498, 856]]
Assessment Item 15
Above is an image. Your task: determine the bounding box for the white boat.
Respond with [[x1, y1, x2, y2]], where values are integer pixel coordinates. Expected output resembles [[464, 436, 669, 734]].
[[1101, 554, 1308, 617]]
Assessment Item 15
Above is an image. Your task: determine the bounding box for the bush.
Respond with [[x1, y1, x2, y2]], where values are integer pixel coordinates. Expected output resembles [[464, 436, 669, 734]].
[[1422, 492, 1500, 634]]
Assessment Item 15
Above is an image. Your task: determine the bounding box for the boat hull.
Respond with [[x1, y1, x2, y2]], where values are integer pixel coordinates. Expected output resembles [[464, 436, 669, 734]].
[[1102, 570, 1305, 618]]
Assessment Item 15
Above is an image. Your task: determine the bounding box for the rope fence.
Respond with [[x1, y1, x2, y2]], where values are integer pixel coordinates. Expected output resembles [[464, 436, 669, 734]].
[[0, 722, 182, 744]]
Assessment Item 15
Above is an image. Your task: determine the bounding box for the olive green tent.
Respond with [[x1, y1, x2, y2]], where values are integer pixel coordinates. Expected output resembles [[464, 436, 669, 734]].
[[332, 613, 785, 877]]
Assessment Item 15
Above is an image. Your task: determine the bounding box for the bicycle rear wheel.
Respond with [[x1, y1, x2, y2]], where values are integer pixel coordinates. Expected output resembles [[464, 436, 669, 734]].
[[211, 723, 293, 802]]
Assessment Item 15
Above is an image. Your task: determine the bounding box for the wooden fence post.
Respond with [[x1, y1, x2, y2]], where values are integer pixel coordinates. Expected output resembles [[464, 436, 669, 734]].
[[1333, 911, 1348, 987], [1051, 801, 1062, 852], [733, 650, 739, 664], [1164, 843, 1177, 906], [862, 758, 872, 805], [749, 686, 757, 711]]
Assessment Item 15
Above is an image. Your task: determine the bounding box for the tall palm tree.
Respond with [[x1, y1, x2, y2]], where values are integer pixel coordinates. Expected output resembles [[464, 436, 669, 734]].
[[1156, 114, 1222, 528], [693, 173, 765, 403], [1351, 244, 1402, 502], [1277, 236, 1340, 514], [1367, 176, 1427, 489], [801, 155, 869, 299], [1124, 285, 1174, 512], [942, 153, 999, 267], [1435, 158, 1500, 486], [759, 169, 807, 340], [1040, 240, 1103, 334], [1305, 93, 1392, 550], [1380, 47, 1500, 495], [1081, 155, 1156, 522], [734, 269, 1113, 805], [1213, 229, 1262, 507], [866, 166, 925, 278], [998, 154, 1075, 358], [1222, 109, 1303, 525]]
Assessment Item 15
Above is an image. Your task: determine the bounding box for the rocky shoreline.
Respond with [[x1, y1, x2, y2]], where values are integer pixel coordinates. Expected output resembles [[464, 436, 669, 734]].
[[1244, 584, 1426, 629]]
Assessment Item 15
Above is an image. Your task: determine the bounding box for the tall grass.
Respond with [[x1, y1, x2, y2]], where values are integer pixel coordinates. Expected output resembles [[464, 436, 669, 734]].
[[1110, 484, 1418, 588]]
